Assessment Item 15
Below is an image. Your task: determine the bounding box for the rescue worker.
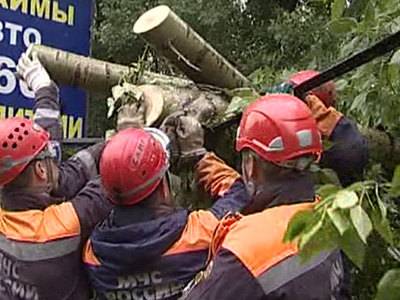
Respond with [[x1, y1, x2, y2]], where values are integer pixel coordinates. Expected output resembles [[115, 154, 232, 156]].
[[184, 94, 349, 299], [288, 70, 368, 186], [18, 47, 105, 199], [83, 120, 251, 300], [0, 51, 111, 299]]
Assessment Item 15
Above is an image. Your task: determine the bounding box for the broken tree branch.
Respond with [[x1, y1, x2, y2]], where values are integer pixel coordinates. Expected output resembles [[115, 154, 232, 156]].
[[133, 5, 251, 89], [30, 45, 192, 94]]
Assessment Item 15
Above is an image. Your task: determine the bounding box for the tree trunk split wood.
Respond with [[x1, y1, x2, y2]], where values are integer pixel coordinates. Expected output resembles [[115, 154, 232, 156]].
[[31, 42, 400, 173], [133, 5, 251, 89], [30, 44, 193, 94]]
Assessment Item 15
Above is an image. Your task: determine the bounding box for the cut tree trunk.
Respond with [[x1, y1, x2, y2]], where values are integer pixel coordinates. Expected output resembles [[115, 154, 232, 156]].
[[111, 83, 231, 128], [29, 45, 232, 128], [29, 45, 192, 94], [32, 46, 400, 171], [133, 5, 251, 89]]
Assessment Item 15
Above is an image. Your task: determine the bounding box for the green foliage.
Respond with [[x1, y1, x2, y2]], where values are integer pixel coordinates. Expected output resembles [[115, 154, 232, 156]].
[[375, 269, 400, 300], [89, 0, 400, 298], [331, 0, 400, 135], [285, 166, 400, 298]]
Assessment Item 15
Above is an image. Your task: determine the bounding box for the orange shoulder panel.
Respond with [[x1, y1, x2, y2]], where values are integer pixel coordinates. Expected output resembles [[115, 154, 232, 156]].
[[0, 202, 81, 242], [222, 202, 314, 277], [164, 210, 219, 256], [82, 240, 101, 266], [196, 152, 240, 198]]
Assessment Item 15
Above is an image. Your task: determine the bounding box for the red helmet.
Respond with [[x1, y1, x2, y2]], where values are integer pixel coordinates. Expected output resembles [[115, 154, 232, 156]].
[[100, 128, 169, 206], [289, 70, 336, 107], [236, 94, 322, 163], [0, 117, 49, 186]]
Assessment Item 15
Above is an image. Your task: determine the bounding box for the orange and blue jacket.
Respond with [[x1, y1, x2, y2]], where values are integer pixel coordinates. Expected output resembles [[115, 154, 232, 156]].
[[185, 202, 348, 300], [83, 153, 251, 300], [0, 179, 111, 300], [0, 84, 112, 300]]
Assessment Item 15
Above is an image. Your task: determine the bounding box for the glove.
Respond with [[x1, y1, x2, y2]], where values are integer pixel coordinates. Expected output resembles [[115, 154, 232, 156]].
[[16, 52, 51, 93], [306, 95, 343, 138], [161, 111, 206, 164], [196, 152, 240, 198], [85, 142, 106, 172], [117, 102, 146, 130]]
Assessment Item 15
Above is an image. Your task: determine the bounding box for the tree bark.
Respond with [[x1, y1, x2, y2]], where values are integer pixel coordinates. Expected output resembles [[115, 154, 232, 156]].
[[359, 127, 400, 171], [29, 45, 192, 94], [31, 46, 400, 172], [29, 45, 232, 127], [112, 83, 230, 128], [133, 5, 251, 89]]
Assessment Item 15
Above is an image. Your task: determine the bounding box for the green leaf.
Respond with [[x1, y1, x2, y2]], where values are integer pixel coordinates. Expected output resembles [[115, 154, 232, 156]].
[[322, 139, 334, 151], [229, 88, 260, 99], [331, 0, 346, 20], [319, 168, 341, 186], [328, 208, 350, 235], [374, 215, 394, 245], [328, 18, 358, 34], [387, 64, 400, 88], [223, 96, 251, 116], [350, 92, 367, 111], [350, 205, 373, 243], [363, 2, 375, 25], [334, 190, 359, 209], [370, 206, 393, 245], [284, 210, 314, 242], [299, 215, 325, 249], [390, 165, 400, 197], [377, 197, 387, 219], [375, 269, 400, 300], [346, 181, 366, 192], [340, 35, 364, 58], [390, 50, 400, 65], [335, 79, 348, 91], [317, 184, 341, 199], [298, 221, 339, 264], [340, 227, 366, 269]]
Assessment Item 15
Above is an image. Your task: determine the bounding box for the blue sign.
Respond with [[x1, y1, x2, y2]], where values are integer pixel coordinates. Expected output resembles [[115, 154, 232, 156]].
[[0, 0, 94, 138]]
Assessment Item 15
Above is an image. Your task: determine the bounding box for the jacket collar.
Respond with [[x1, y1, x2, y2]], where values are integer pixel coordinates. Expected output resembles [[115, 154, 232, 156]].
[[255, 171, 315, 209], [0, 189, 59, 211]]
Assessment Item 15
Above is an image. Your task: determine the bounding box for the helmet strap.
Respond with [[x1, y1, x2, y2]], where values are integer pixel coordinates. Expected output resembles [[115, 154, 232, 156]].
[[274, 156, 317, 171], [43, 158, 56, 193]]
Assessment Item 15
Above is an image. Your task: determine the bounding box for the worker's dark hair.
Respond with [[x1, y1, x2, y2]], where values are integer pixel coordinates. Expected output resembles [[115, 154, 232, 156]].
[[2, 161, 36, 192]]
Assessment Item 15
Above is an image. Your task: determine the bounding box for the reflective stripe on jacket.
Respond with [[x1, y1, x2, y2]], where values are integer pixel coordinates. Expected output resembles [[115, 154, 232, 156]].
[[186, 202, 348, 300], [83, 153, 250, 300]]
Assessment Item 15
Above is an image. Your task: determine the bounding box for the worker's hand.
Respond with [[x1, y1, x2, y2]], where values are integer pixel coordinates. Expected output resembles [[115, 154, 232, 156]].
[[16, 52, 52, 93], [116, 102, 146, 130], [305, 95, 343, 138], [86, 141, 107, 173], [161, 111, 206, 163]]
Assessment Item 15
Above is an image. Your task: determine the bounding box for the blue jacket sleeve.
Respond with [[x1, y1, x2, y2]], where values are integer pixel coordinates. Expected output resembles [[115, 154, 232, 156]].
[[320, 117, 368, 186], [33, 82, 63, 160], [195, 153, 250, 219]]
